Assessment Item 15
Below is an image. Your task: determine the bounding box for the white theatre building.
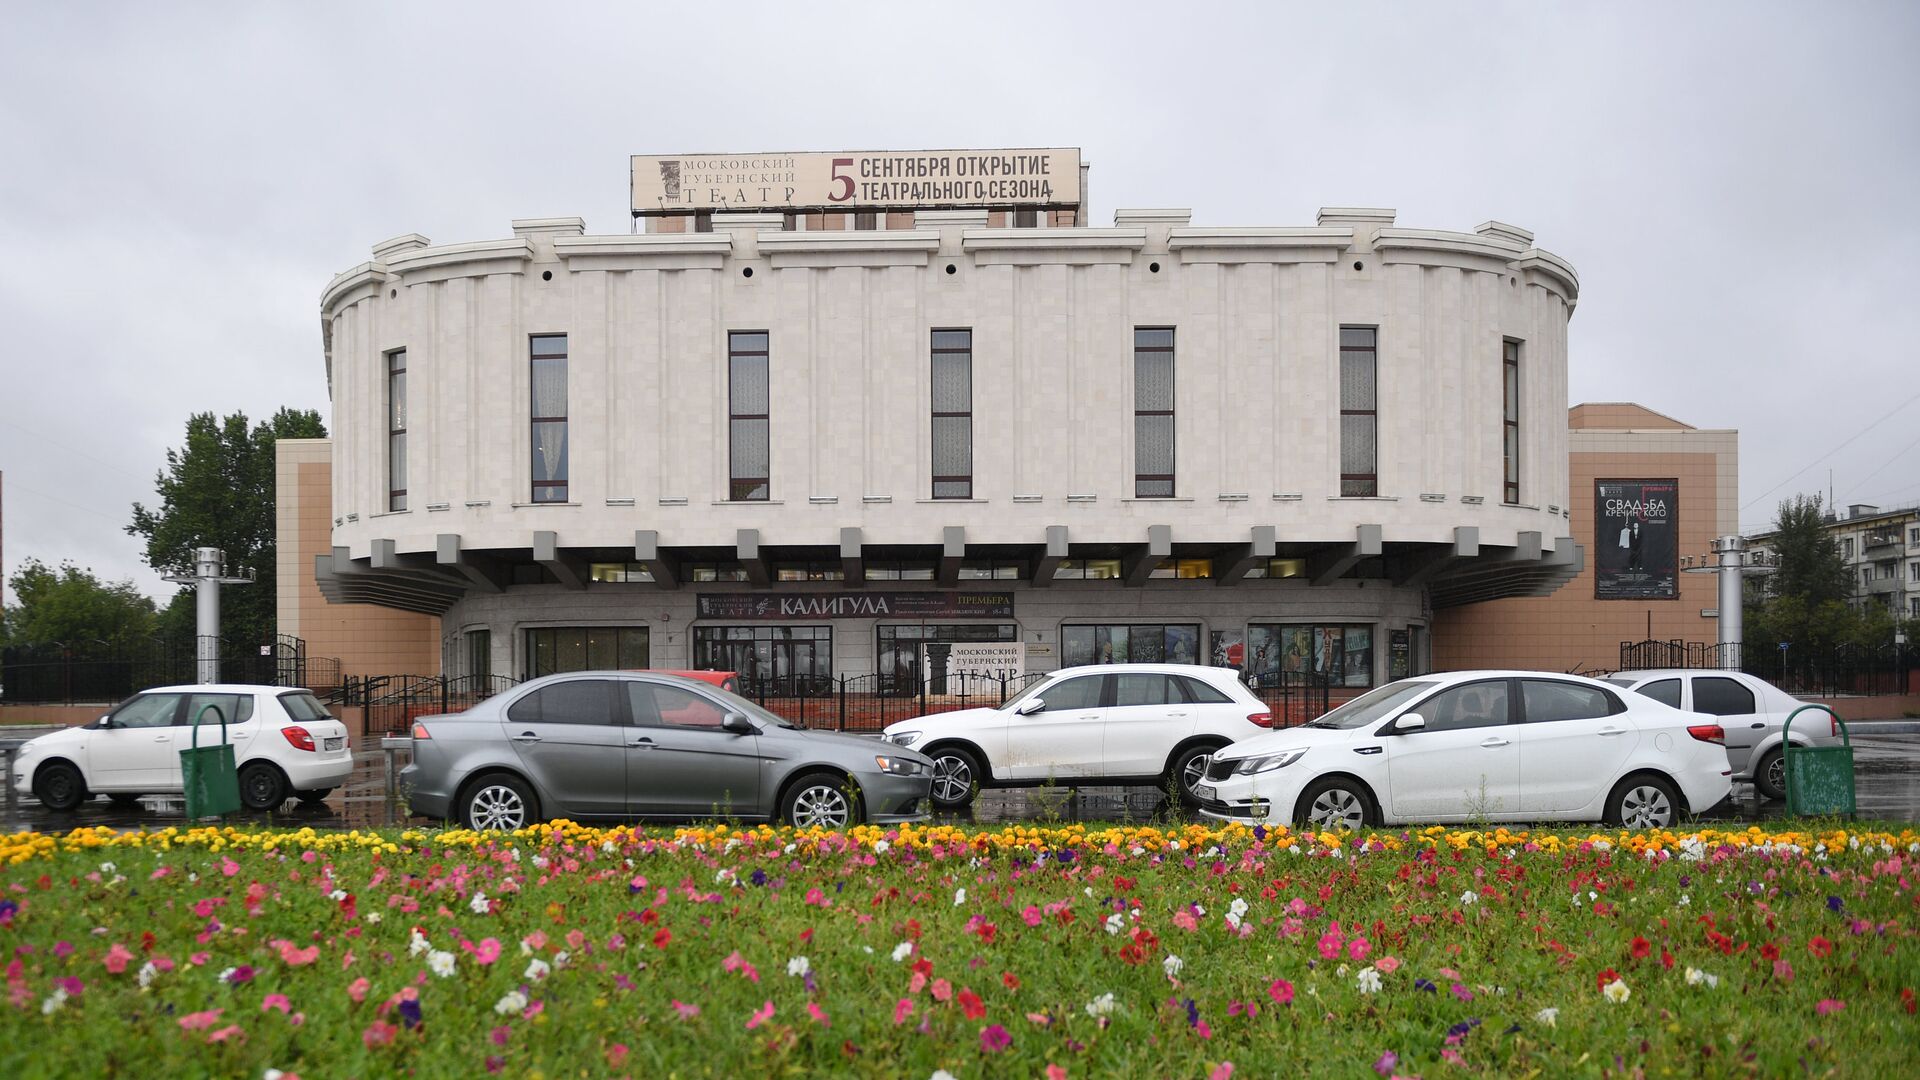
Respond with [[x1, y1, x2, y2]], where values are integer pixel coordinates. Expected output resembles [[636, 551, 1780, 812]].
[[292, 155, 1581, 691]]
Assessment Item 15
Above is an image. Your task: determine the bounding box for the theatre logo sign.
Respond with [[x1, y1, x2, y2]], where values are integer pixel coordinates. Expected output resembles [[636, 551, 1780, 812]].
[[632, 148, 1081, 214]]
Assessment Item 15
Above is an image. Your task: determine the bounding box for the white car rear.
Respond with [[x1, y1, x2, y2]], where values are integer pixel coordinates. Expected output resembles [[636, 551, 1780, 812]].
[[10, 684, 353, 812], [881, 663, 1275, 809], [1198, 670, 1733, 830]]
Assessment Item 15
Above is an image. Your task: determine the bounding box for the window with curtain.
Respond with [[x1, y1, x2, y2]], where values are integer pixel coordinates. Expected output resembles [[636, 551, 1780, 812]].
[[1503, 339, 1521, 504], [931, 329, 973, 498], [1339, 326, 1377, 497], [530, 335, 568, 503], [387, 349, 407, 511], [729, 331, 770, 500], [1135, 328, 1175, 497]]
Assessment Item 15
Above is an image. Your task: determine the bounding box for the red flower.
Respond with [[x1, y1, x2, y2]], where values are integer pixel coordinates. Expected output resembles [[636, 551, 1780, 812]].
[[1629, 937, 1651, 961], [1595, 968, 1619, 992], [958, 988, 987, 1020], [651, 928, 672, 950], [1660, 950, 1675, 970], [1760, 942, 1780, 962], [1002, 972, 1020, 991], [1900, 987, 1916, 1015], [1807, 937, 1833, 958], [912, 958, 934, 978]]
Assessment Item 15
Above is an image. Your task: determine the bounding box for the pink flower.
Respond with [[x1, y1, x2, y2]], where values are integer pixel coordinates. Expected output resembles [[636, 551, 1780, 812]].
[[1318, 927, 1345, 960], [1023, 906, 1044, 928], [179, 1009, 224, 1031], [1268, 978, 1294, 1006], [362, 1020, 399, 1047], [1375, 956, 1400, 974], [347, 978, 371, 1003], [1774, 959, 1796, 982], [277, 942, 320, 967], [1816, 999, 1845, 1016], [472, 938, 501, 966], [980, 1024, 1012, 1053], [262, 994, 292, 1015], [745, 1000, 775, 1030], [206, 1024, 244, 1044], [808, 1002, 830, 1027], [606, 1044, 630, 1068], [1210, 1064, 1235, 1080], [932, 978, 953, 1002], [103, 943, 134, 974], [1172, 909, 1199, 931], [909, 971, 927, 994], [893, 998, 915, 1025], [672, 1000, 700, 1019], [1348, 938, 1371, 963], [1046, 1066, 1069, 1080]]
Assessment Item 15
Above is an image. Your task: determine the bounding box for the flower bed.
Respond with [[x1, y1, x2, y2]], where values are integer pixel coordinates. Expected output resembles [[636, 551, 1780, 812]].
[[1, 821, 1914, 1077]]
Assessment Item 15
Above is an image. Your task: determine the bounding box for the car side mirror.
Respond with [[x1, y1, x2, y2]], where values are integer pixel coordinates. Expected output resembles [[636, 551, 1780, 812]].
[[1014, 697, 1047, 716], [95, 716, 115, 729], [721, 713, 755, 735], [1395, 713, 1427, 733]]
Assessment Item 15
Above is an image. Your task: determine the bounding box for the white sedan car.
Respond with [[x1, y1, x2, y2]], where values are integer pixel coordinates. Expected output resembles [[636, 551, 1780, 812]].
[[882, 663, 1276, 810], [1603, 669, 1835, 800], [11, 685, 354, 812], [1197, 671, 1733, 830]]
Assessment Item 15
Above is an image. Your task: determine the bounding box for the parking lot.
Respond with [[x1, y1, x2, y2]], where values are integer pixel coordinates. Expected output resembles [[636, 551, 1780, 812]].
[[6, 727, 1918, 833]]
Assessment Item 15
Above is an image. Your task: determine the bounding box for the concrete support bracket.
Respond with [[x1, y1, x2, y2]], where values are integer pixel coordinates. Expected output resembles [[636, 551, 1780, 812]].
[[436, 533, 504, 593], [634, 530, 678, 590], [938, 526, 966, 588], [533, 530, 587, 590], [1031, 525, 1068, 587], [1215, 526, 1277, 586], [1310, 524, 1383, 586], [839, 527, 864, 587], [737, 528, 770, 588], [1123, 524, 1173, 588]]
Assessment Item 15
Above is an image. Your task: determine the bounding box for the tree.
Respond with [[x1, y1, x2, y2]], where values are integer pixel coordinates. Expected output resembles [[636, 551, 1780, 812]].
[[1, 559, 158, 649], [127, 408, 327, 648], [1762, 494, 1851, 608]]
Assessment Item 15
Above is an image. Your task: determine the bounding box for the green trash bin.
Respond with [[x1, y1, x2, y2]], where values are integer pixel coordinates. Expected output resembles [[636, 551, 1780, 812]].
[[180, 703, 242, 819], [1782, 705, 1855, 819]]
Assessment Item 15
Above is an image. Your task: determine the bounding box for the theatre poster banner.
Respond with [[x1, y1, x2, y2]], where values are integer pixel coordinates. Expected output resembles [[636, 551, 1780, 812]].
[[632, 149, 1081, 214], [1594, 479, 1678, 600], [696, 592, 1015, 620]]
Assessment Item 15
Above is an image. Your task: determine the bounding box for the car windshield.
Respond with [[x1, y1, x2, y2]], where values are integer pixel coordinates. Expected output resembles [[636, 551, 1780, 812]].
[[1302, 680, 1436, 729], [688, 682, 804, 730]]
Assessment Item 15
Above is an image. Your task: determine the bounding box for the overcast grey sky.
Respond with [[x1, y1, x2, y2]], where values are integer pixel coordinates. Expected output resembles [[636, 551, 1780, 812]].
[[2, 1, 1917, 606]]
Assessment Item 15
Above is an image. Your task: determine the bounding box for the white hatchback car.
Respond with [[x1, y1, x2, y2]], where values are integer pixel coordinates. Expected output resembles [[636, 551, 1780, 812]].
[[1198, 671, 1733, 830], [11, 685, 354, 812], [1602, 669, 1835, 801], [881, 663, 1276, 810]]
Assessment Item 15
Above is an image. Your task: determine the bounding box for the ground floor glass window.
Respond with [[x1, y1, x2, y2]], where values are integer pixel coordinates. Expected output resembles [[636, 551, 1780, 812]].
[[1060, 624, 1200, 667], [1246, 624, 1373, 687], [693, 626, 832, 692], [876, 624, 1017, 688], [526, 626, 649, 677]]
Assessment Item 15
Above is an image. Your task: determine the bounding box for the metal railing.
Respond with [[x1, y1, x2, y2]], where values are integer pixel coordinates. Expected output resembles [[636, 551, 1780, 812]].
[[1618, 639, 1919, 697], [0, 636, 341, 705]]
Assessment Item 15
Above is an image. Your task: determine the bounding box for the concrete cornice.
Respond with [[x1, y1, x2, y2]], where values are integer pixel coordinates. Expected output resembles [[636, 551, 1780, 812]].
[[755, 230, 940, 254], [1168, 227, 1352, 249], [384, 237, 534, 275], [1113, 208, 1192, 226], [552, 234, 734, 257], [961, 228, 1147, 252], [1517, 248, 1580, 303], [320, 261, 389, 313], [1373, 228, 1526, 261]]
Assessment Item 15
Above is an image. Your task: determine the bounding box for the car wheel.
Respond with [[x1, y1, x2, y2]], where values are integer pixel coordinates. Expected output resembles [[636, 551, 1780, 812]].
[[927, 747, 982, 810], [1753, 748, 1787, 802], [33, 762, 87, 811], [782, 771, 861, 829], [1293, 776, 1375, 831], [1167, 744, 1221, 808], [295, 788, 335, 805], [1607, 774, 1683, 829], [237, 761, 289, 811], [461, 774, 538, 831], [107, 793, 145, 808]]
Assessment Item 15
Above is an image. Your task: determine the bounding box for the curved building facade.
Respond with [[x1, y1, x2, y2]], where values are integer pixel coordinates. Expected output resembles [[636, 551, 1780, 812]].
[[311, 205, 1581, 687]]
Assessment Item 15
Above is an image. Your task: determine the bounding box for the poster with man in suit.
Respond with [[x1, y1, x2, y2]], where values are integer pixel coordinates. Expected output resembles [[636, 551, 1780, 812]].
[[1595, 479, 1678, 599]]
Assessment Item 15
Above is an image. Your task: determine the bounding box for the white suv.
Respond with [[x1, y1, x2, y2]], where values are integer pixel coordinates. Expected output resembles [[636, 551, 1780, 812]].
[[881, 663, 1274, 810], [11, 684, 354, 812]]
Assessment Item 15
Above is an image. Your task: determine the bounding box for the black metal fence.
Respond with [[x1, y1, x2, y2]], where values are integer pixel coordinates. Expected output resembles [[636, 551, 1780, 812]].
[[1618, 639, 1920, 698], [0, 636, 339, 706], [332, 674, 523, 735]]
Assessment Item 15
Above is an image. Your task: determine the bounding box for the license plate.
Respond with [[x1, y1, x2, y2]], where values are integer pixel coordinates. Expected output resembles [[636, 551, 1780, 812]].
[[324, 737, 344, 752], [1195, 784, 1216, 801]]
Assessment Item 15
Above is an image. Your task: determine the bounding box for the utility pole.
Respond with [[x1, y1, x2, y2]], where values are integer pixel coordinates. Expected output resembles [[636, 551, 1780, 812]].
[[1683, 535, 1776, 670], [164, 547, 254, 683]]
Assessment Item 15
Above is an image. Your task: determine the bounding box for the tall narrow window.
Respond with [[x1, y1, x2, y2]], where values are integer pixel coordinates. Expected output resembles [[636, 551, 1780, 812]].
[[1503, 339, 1521, 504], [530, 334, 568, 503], [386, 349, 407, 511], [729, 331, 770, 500], [1135, 328, 1175, 497], [853, 211, 877, 231], [1013, 208, 1038, 228], [1339, 326, 1377, 497], [931, 329, 973, 498]]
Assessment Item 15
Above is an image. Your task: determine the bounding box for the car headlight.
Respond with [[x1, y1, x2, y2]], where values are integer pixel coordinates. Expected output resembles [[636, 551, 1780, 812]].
[[1231, 748, 1308, 775], [16, 742, 38, 758], [883, 731, 921, 747], [873, 755, 925, 776]]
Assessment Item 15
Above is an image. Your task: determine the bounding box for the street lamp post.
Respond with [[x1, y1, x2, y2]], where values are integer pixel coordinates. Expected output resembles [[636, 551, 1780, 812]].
[[1682, 535, 1776, 670], [163, 547, 254, 684]]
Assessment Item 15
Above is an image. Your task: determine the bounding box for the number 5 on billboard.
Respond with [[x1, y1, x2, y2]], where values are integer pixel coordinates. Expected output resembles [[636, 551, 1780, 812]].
[[829, 158, 854, 202]]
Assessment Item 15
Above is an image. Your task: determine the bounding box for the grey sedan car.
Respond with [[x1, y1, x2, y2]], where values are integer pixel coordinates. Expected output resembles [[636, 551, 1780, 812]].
[[400, 672, 934, 830]]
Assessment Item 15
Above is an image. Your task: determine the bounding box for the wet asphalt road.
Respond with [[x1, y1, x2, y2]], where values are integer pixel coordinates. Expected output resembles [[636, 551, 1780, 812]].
[[6, 730, 1919, 834]]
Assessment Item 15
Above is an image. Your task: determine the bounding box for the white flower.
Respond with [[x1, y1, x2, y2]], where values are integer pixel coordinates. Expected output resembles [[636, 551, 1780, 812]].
[[525, 957, 552, 981], [494, 990, 529, 1016], [1287, 844, 1301, 854], [531, 854, 550, 869], [603, 840, 618, 853], [328, 889, 348, 902], [1593, 840, 1611, 852], [1684, 967, 1719, 989], [1163, 954, 1184, 979], [1083, 887, 1095, 898], [1084, 992, 1118, 1017], [99, 862, 116, 876], [365, 912, 383, 924], [891, 942, 914, 962], [1193, 904, 1205, 916], [41, 987, 68, 1014], [1603, 978, 1631, 1004], [873, 839, 890, 854], [553, 950, 570, 968], [428, 950, 457, 978], [953, 888, 967, 906], [1104, 913, 1125, 935], [408, 929, 430, 957], [1460, 890, 1479, 905], [1678, 894, 1691, 907], [1336, 963, 1349, 977], [1356, 966, 1383, 994], [469, 892, 490, 915], [787, 956, 811, 978], [931, 1071, 960, 1080], [217, 967, 238, 983], [137, 961, 159, 989], [266, 1071, 292, 1080], [862, 946, 874, 954], [1226, 897, 1249, 929], [1534, 1006, 1559, 1027]]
